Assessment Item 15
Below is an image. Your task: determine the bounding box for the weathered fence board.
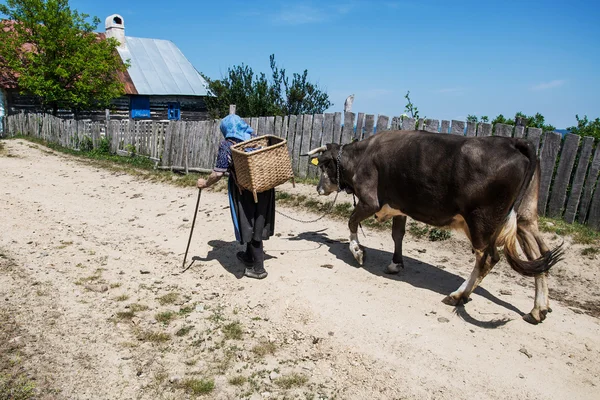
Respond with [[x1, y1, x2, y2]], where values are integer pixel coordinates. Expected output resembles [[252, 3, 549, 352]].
[[425, 119, 439, 133], [548, 134, 580, 218], [299, 114, 314, 178], [402, 117, 416, 131], [365, 114, 375, 137], [341, 112, 354, 144], [332, 112, 342, 144], [526, 127, 543, 153], [440, 120, 450, 134], [495, 123, 513, 138], [418, 118, 424, 130], [287, 115, 297, 157], [308, 114, 324, 179], [564, 137, 594, 223], [376, 115, 389, 133], [538, 132, 562, 216], [477, 123, 492, 137], [588, 180, 600, 230], [466, 121, 477, 137], [451, 120, 465, 135], [514, 126, 525, 139], [322, 113, 334, 146], [578, 145, 600, 224], [274, 116, 283, 138], [355, 113, 365, 140], [292, 115, 303, 174]]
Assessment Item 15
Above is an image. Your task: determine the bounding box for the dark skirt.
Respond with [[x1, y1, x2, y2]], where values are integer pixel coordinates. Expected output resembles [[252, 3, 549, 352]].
[[227, 177, 275, 244]]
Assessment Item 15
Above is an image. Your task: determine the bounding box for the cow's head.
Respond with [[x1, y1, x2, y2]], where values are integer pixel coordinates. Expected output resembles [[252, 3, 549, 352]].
[[307, 143, 341, 196]]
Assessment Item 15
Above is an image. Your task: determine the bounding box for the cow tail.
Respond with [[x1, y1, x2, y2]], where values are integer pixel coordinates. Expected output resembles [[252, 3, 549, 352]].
[[494, 140, 564, 277]]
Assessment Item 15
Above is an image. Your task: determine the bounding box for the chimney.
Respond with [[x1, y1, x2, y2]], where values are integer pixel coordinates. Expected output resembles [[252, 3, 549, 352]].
[[105, 14, 125, 48]]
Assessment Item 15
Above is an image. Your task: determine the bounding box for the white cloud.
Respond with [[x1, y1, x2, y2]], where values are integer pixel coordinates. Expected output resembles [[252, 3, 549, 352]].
[[531, 80, 566, 91]]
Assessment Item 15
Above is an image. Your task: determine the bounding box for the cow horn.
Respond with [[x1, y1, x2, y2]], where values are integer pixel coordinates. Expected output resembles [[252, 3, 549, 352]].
[[305, 145, 327, 156]]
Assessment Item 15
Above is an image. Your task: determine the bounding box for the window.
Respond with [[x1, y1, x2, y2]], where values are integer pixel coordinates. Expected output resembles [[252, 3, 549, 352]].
[[130, 96, 150, 119], [167, 102, 181, 120]]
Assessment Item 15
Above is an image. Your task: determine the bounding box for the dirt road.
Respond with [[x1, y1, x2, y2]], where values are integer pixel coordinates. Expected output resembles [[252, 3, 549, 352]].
[[1, 139, 599, 400]]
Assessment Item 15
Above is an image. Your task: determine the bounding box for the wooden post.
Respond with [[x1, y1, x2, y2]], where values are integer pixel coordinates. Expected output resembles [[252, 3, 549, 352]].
[[229, 105, 236, 115]]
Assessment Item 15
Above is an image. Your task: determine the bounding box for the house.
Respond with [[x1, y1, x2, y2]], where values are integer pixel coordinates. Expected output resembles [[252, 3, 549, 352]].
[[0, 14, 211, 124]]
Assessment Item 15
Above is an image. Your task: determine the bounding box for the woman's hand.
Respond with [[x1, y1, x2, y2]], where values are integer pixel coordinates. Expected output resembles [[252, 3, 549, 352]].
[[196, 178, 208, 189], [197, 171, 224, 189]]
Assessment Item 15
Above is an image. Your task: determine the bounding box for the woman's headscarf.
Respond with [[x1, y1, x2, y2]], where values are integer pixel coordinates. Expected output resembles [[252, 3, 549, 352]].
[[220, 114, 254, 142]]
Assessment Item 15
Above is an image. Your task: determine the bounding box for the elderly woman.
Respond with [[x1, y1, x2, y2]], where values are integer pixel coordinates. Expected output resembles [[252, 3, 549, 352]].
[[197, 114, 275, 279]]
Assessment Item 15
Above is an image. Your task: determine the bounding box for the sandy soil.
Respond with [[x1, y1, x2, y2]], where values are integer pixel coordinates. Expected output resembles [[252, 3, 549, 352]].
[[1, 139, 599, 400]]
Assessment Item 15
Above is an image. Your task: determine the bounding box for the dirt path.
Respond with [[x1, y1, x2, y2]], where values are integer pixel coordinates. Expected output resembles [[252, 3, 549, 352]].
[[1, 139, 599, 400]]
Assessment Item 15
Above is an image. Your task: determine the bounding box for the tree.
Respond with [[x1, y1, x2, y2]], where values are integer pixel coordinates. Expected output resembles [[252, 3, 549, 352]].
[[0, 0, 128, 115], [202, 54, 332, 119], [403, 91, 422, 120], [568, 115, 600, 140]]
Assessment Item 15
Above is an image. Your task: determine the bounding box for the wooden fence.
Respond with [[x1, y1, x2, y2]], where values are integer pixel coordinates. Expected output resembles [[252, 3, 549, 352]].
[[3, 112, 600, 230]]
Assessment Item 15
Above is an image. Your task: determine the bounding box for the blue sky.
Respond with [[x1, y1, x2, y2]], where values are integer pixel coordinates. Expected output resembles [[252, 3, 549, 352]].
[[70, 0, 599, 128]]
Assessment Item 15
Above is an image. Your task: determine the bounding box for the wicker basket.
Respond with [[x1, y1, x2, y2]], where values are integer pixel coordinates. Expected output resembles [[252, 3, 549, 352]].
[[231, 135, 295, 202]]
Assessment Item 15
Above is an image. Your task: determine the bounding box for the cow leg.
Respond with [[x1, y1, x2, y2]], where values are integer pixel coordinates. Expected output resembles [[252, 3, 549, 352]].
[[517, 222, 551, 324], [443, 247, 499, 306], [348, 201, 379, 265], [385, 216, 407, 274]]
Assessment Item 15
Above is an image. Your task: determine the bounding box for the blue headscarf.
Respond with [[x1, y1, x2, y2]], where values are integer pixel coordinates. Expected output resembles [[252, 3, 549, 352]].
[[220, 114, 254, 142]]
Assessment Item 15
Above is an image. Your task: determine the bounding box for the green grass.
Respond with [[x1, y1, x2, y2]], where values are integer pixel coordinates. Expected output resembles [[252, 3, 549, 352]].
[[115, 310, 136, 320], [228, 375, 247, 386], [539, 216, 600, 245], [178, 305, 194, 316], [114, 294, 129, 302], [582, 247, 599, 257], [157, 292, 179, 306], [179, 378, 215, 395], [155, 311, 176, 325], [176, 325, 194, 337], [222, 322, 244, 340], [251, 341, 277, 358], [137, 329, 171, 343], [129, 303, 149, 312], [274, 373, 309, 389]]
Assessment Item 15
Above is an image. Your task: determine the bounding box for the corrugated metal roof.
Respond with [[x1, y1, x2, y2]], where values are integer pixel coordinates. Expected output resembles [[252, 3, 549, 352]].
[[117, 36, 209, 96]]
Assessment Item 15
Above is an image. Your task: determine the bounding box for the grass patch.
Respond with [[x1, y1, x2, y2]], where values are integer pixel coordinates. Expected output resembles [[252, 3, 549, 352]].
[[137, 329, 171, 343], [116, 310, 136, 320], [110, 283, 122, 289], [222, 322, 243, 340], [251, 341, 277, 358], [228, 375, 247, 386], [155, 311, 177, 325], [179, 378, 215, 396], [539, 216, 600, 245], [178, 305, 194, 316], [115, 294, 129, 302], [157, 292, 179, 305], [129, 303, 149, 312], [582, 247, 599, 257], [176, 325, 194, 337], [75, 271, 103, 286], [274, 373, 309, 389]]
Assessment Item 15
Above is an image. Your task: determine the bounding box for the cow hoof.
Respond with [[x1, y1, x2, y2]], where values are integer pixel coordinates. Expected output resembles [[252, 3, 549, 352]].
[[349, 242, 364, 265], [547, 307, 553, 313], [523, 313, 540, 325], [385, 262, 403, 274], [442, 296, 460, 306]]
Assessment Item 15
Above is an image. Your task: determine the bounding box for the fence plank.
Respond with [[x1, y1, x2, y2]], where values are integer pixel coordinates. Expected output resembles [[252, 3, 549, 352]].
[[418, 118, 424, 130], [578, 145, 600, 224], [440, 120, 450, 134], [526, 127, 542, 153], [588, 177, 600, 230], [548, 134, 580, 218], [292, 115, 303, 174], [538, 132, 562, 216], [401, 117, 416, 131], [390, 116, 400, 130], [355, 112, 365, 140], [281, 116, 288, 142], [250, 117, 259, 132], [450, 120, 465, 135], [308, 114, 324, 179], [299, 114, 313, 178], [564, 137, 595, 223], [514, 126, 525, 139], [266, 116, 275, 136], [274, 116, 283, 137], [424, 119, 439, 133], [376, 115, 389, 133], [365, 114, 375, 137], [466, 121, 477, 137], [495, 123, 513, 138], [341, 112, 355, 144], [477, 123, 492, 137], [322, 113, 334, 145], [332, 112, 342, 144], [287, 115, 297, 158]]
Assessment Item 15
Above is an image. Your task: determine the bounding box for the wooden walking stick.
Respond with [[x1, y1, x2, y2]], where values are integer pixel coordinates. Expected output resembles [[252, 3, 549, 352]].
[[181, 188, 202, 272]]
